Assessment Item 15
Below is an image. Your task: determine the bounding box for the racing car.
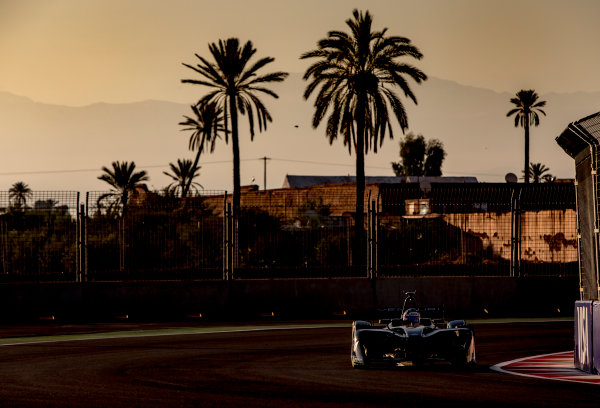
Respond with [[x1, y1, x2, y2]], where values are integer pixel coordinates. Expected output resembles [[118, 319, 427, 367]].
[[351, 292, 476, 368]]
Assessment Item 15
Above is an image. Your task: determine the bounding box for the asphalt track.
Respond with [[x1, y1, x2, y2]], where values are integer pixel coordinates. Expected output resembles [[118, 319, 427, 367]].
[[0, 320, 598, 407]]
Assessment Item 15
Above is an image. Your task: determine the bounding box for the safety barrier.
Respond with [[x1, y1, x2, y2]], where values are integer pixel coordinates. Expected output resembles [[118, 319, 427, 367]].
[[574, 300, 600, 374], [0, 276, 578, 323]]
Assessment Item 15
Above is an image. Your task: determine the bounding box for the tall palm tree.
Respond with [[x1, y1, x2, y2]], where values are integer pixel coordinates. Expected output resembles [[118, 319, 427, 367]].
[[163, 159, 203, 197], [9, 181, 32, 210], [97, 161, 149, 214], [182, 38, 288, 214], [301, 9, 426, 266], [507, 90, 547, 183], [179, 101, 226, 198]]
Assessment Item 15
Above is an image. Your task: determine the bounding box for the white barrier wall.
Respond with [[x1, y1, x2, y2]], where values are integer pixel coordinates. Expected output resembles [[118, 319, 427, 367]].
[[575, 300, 600, 374], [594, 302, 600, 373]]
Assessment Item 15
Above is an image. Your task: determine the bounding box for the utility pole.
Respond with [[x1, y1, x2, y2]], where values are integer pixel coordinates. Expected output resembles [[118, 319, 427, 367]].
[[261, 156, 271, 190]]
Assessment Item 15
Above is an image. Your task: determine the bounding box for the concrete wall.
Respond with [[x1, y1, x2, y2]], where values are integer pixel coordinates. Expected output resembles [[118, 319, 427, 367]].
[[0, 277, 579, 322]]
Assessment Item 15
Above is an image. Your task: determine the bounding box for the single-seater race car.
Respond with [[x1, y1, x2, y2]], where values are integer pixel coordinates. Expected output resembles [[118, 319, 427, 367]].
[[351, 292, 476, 368]]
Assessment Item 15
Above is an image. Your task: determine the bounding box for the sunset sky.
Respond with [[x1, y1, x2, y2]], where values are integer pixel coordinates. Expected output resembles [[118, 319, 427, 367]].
[[2, 0, 599, 106], [1, 0, 600, 192]]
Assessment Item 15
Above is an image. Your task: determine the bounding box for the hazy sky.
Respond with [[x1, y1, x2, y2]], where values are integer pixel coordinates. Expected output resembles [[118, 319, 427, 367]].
[[1, 0, 600, 193], [2, 0, 600, 106]]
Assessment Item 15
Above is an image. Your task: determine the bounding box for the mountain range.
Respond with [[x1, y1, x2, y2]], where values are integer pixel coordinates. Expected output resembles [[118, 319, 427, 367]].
[[1, 73, 600, 193]]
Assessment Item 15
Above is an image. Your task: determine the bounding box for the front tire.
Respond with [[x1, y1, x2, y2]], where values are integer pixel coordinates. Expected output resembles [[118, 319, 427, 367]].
[[352, 344, 370, 369]]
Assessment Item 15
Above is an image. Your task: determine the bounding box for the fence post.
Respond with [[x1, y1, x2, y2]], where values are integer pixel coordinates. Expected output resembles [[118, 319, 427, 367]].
[[223, 197, 233, 281], [223, 199, 229, 280], [511, 187, 522, 278], [78, 203, 87, 282], [366, 198, 370, 279], [368, 199, 378, 279], [76, 200, 80, 282]]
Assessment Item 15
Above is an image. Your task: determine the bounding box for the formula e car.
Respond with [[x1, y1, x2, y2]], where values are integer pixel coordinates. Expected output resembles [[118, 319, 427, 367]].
[[351, 292, 476, 368]]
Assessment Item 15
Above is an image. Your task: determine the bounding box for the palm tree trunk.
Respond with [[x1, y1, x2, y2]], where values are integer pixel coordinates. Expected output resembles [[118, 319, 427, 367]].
[[184, 149, 202, 198], [229, 95, 241, 215], [355, 134, 366, 271], [524, 119, 530, 183], [354, 98, 366, 271]]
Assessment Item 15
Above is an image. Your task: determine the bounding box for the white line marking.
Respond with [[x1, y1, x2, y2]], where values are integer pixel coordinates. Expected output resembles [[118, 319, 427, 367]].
[[0, 324, 345, 347]]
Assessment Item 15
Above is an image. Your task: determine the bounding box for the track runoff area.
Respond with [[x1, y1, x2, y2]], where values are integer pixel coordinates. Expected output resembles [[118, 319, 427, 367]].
[[0, 318, 596, 386], [492, 351, 600, 385]]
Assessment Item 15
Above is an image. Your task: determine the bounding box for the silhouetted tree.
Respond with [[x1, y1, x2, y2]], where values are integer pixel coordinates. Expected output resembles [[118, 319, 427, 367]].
[[523, 162, 553, 183], [182, 38, 288, 214], [97, 161, 149, 214], [179, 102, 226, 197], [507, 90, 547, 183], [97, 161, 149, 272], [302, 9, 426, 267], [392, 133, 446, 176], [163, 159, 203, 197], [9, 181, 32, 210], [33, 199, 58, 210]]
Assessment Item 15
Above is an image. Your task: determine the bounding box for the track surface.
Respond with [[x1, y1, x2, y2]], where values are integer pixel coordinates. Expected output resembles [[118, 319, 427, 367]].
[[0, 320, 598, 407]]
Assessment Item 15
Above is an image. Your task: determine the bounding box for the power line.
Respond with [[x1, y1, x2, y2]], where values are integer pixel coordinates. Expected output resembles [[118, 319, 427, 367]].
[[0, 160, 233, 177], [269, 157, 391, 170], [0, 157, 508, 179], [268, 157, 505, 177]]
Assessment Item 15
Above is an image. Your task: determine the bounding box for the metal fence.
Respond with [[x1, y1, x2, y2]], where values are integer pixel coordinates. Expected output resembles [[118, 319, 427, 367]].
[[377, 183, 577, 277], [85, 190, 225, 281], [234, 190, 358, 278], [0, 183, 578, 281], [0, 191, 80, 282]]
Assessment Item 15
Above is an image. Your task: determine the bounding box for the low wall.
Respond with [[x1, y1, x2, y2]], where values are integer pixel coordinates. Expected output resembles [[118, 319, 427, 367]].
[[0, 277, 579, 322]]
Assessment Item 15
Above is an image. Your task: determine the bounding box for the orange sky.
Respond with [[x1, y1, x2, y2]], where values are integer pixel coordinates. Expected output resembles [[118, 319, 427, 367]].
[[1, 0, 599, 192], [1, 0, 599, 106]]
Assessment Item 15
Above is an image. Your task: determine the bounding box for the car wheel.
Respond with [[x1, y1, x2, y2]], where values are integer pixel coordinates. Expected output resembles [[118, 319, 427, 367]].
[[352, 344, 370, 369]]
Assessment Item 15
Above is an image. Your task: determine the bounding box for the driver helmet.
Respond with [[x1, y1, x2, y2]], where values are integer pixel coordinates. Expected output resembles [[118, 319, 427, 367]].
[[402, 309, 420, 326]]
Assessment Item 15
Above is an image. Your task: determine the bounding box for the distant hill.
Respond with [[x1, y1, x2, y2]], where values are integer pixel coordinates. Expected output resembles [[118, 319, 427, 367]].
[[1, 75, 599, 192]]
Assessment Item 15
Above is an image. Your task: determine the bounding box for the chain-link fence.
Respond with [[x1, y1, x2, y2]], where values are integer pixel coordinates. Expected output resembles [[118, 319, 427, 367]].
[[377, 183, 577, 277], [0, 191, 80, 281], [0, 183, 579, 281], [234, 189, 358, 278], [85, 190, 225, 281]]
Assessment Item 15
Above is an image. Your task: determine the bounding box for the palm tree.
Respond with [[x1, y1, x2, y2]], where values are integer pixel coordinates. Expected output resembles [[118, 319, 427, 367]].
[[9, 181, 32, 210], [179, 101, 226, 198], [524, 162, 553, 183], [97, 161, 149, 214], [301, 9, 426, 266], [97, 161, 148, 272], [163, 159, 203, 197], [182, 38, 288, 214], [507, 90, 547, 183]]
